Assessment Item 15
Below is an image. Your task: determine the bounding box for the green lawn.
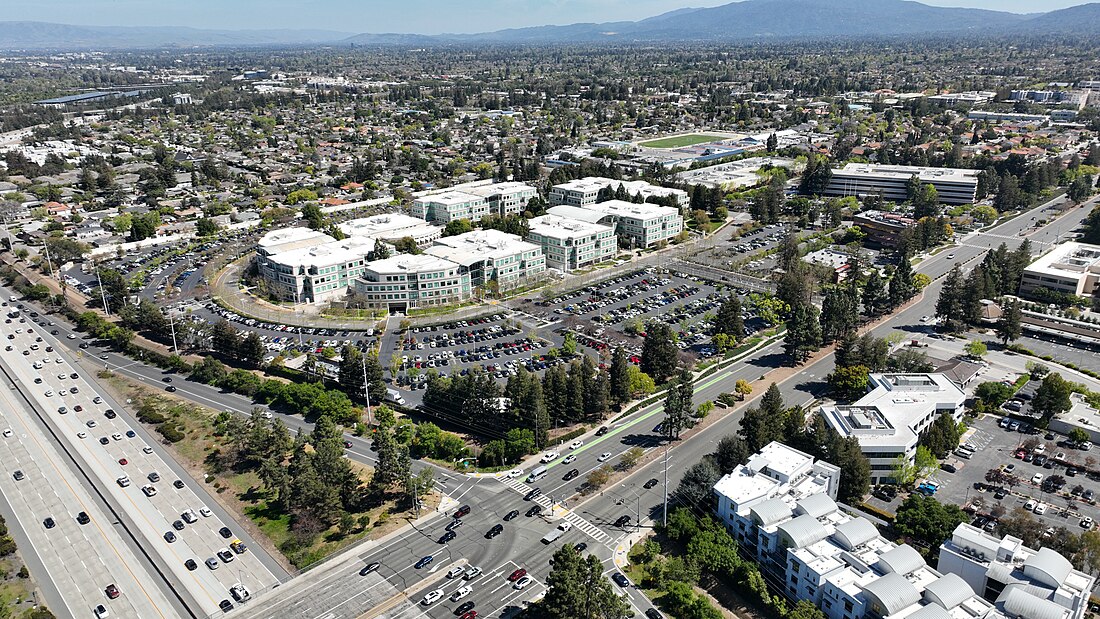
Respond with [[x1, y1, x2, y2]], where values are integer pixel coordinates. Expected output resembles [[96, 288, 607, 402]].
[[639, 134, 724, 149]]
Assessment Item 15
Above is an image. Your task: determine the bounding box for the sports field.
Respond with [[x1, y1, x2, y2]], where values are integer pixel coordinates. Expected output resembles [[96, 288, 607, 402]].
[[638, 134, 725, 149]]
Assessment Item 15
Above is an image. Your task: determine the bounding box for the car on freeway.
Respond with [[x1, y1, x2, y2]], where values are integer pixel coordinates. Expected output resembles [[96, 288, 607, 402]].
[[105, 584, 120, 599], [563, 468, 579, 481], [76, 511, 90, 525], [217, 550, 235, 563], [421, 589, 444, 605], [94, 604, 109, 619], [184, 559, 198, 571], [165, 385, 176, 392], [181, 510, 197, 524], [172, 520, 185, 531], [43, 517, 55, 529], [508, 568, 527, 582], [141, 485, 157, 497], [173, 480, 185, 489], [12, 470, 24, 481], [562, 454, 577, 465], [148, 472, 161, 483], [359, 562, 381, 576], [116, 475, 130, 487], [231, 540, 248, 554], [597, 452, 612, 462], [205, 558, 220, 570], [99, 437, 109, 445], [219, 527, 233, 538], [219, 600, 233, 612], [414, 555, 434, 569], [199, 507, 212, 518], [164, 531, 177, 543], [504, 509, 520, 521]]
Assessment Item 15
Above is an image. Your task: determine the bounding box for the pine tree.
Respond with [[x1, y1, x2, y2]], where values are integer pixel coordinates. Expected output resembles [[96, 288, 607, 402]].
[[820, 285, 858, 344], [608, 347, 631, 406], [861, 268, 889, 317], [714, 295, 745, 340], [784, 302, 822, 364], [996, 298, 1022, 345], [936, 266, 965, 332], [761, 383, 784, 417], [889, 257, 917, 307]]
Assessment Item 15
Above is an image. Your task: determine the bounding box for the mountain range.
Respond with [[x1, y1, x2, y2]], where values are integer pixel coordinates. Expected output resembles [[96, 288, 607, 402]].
[[2, 0, 1099, 50]]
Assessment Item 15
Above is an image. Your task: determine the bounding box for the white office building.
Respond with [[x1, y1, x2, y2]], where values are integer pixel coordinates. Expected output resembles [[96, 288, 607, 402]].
[[938, 524, 1095, 619], [526, 214, 618, 272], [1018, 241, 1100, 299], [337, 213, 442, 248], [256, 234, 375, 303], [411, 191, 490, 223], [425, 229, 545, 289], [547, 199, 684, 248], [549, 177, 688, 207], [463, 182, 538, 217], [818, 374, 966, 485], [713, 442, 997, 619], [352, 254, 472, 313], [823, 164, 980, 206]]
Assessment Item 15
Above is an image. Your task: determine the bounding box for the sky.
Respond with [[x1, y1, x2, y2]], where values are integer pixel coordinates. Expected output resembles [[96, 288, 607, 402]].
[[2, 0, 1086, 34]]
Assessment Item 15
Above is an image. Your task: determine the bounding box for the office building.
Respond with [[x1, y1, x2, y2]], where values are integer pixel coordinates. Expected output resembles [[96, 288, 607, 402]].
[[352, 254, 472, 313], [256, 234, 375, 303], [824, 164, 980, 205], [938, 524, 1095, 619], [526, 214, 618, 272], [851, 210, 917, 248], [549, 177, 688, 207], [1019, 241, 1100, 299], [547, 199, 684, 248], [713, 442, 996, 619], [463, 182, 538, 217], [411, 191, 489, 223], [337, 214, 441, 248], [818, 374, 966, 485], [425, 229, 545, 289]]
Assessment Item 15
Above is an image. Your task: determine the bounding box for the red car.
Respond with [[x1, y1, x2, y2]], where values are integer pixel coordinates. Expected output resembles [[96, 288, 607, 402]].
[[460, 612, 478, 619], [118, 458, 128, 465], [453, 505, 471, 518], [105, 584, 120, 599], [508, 568, 527, 582]]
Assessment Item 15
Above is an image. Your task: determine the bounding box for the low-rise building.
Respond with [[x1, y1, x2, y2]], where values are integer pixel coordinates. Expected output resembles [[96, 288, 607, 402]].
[[824, 164, 980, 205], [352, 254, 471, 313], [425, 229, 545, 289], [337, 213, 441, 249], [547, 199, 684, 248], [463, 182, 538, 217], [526, 214, 618, 272], [1018, 241, 1100, 299], [549, 177, 688, 207], [852, 210, 917, 248], [411, 191, 489, 223], [938, 524, 1095, 619], [818, 374, 966, 485], [258, 235, 375, 303]]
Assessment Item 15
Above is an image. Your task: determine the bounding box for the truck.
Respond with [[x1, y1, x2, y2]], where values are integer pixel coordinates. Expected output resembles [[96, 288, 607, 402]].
[[541, 521, 572, 544]]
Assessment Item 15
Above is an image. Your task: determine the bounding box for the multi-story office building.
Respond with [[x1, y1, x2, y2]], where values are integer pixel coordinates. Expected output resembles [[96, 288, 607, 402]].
[[526, 214, 618, 272], [411, 191, 490, 223], [337, 214, 442, 249], [824, 164, 980, 205], [852, 210, 917, 248], [938, 524, 1095, 619], [425, 229, 546, 289], [713, 442, 995, 619], [463, 182, 538, 217], [549, 177, 688, 207], [818, 374, 966, 485], [256, 235, 375, 303], [1018, 241, 1100, 299], [547, 199, 684, 248], [352, 254, 472, 313]]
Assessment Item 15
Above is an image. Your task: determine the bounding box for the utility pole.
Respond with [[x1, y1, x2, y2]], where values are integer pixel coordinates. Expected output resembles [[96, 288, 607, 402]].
[[95, 262, 110, 315], [168, 309, 178, 353], [361, 352, 373, 426], [42, 241, 56, 280], [662, 443, 670, 528]]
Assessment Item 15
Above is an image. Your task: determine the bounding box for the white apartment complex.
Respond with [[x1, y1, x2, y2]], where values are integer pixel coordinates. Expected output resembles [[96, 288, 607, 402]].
[[425, 229, 546, 290], [411, 191, 490, 223], [526, 214, 618, 272], [549, 177, 688, 207], [547, 199, 684, 248], [938, 524, 1095, 619], [713, 442, 997, 619], [463, 182, 538, 217], [1018, 241, 1100, 299], [824, 164, 980, 206], [818, 374, 966, 485]]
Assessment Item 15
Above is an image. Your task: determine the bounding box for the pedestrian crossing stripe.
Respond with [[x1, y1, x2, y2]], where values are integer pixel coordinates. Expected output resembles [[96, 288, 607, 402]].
[[498, 477, 610, 542]]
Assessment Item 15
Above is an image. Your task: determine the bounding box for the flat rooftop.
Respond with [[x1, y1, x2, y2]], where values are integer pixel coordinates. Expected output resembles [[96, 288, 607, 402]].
[[821, 374, 965, 448], [584, 199, 680, 220], [365, 253, 457, 274], [528, 214, 614, 239], [337, 213, 433, 237], [463, 182, 536, 198], [834, 163, 980, 184], [270, 235, 374, 268], [413, 190, 484, 206], [1023, 241, 1100, 279], [426, 229, 541, 266]]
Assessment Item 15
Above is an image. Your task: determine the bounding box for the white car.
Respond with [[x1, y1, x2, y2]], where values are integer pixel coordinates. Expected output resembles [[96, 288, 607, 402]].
[[1034, 503, 1048, 515], [116, 475, 131, 487], [506, 469, 523, 479], [513, 575, 533, 590], [919, 315, 930, 322], [141, 485, 157, 497], [450, 586, 472, 602], [77, 432, 86, 439], [199, 507, 213, 518], [540, 451, 560, 463], [570, 440, 583, 450], [421, 589, 444, 606], [597, 452, 612, 462], [1032, 473, 1044, 485], [1024, 499, 1037, 511], [562, 454, 577, 465], [142, 446, 153, 454], [447, 565, 465, 579], [1, 429, 10, 438]]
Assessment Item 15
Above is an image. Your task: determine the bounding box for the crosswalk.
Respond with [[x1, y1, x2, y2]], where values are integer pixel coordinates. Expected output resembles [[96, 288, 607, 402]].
[[498, 476, 611, 543]]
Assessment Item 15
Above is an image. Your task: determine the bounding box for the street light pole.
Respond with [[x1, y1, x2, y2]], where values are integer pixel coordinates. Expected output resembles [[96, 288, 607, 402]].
[[662, 443, 670, 528], [361, 352, 373, 426], [95, 262, 110, 315]]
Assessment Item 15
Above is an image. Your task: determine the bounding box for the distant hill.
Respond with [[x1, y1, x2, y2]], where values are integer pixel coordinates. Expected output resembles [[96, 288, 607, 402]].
[[1, 0, 1099, 51]]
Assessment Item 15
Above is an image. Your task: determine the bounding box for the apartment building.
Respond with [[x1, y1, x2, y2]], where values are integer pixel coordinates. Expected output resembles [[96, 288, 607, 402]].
[[1018, 241, 1100, 299], [463, 182, 538, 217], [818, 374, 966, 485], [425, 229, 546, 289], [824, 164, 980, 205], [352, 254, 472, 313], [938, 524, 1095, 619], [549, 177, 688, 207], [526, 214, 618, 272], [411, 190, 490, 223], [547, 199, 684, 248]]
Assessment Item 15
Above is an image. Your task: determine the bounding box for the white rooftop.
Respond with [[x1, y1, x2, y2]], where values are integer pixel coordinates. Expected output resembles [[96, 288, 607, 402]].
[[583, 199, 680, 220], [337, 213, 436, 238], [834, 163, 981, 183], [463, 182, 536, 198], [257, 227, 334, 254], [414, 190, 484, 206], [528, 214, 614, 239], [271, 235, 374, 268], [821, 374, 965, 448], [1023, 241, 1100, 279], [366, 253, 457, 274], [426, 229, 540, 266]]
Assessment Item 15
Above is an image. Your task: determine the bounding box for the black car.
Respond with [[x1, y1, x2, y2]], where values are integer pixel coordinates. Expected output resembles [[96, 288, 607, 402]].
[[574, 542, 588, 552], [614, 515, 631, 528], [526, 505, 543, 517], [359, 562, 381, 576], [43, 517, 55, 529], [76, 511, 90, 525], [456, 601, 476, 615], [524, 488, 542, 501], [184, 559, 198, 571], [439, 530, 457, 544], [646, 610, 664, 619], [219, 600, 234, 612], [445, 518, 464, 531], [163, 377, 173, 383], [173, 480, 185, 489], [99, 437, 110, 445], [941, 463, 957, 473], [172, 520, 185, 530], [485, 524, 504, 539], [503, 509, 520, 521], [69, 373, 78, 379], [415, 555, 434, 569], [643, 478, 659, 489], [165, 385, 176, 392], [596, 426, 609, 436], [563, 468, 579, 481], [219, 527, 233, 539], [612, 572, 631, 587], [104, 410, 116, 419]]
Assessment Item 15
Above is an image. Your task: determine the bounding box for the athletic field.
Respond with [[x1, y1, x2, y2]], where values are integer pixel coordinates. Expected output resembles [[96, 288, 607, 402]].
[[638, 134, 724, 149]]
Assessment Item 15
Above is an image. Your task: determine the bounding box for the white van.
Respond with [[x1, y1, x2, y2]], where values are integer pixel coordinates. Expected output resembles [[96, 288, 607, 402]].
[[386, 389, 406, 406], [526, 465, 548, 484]]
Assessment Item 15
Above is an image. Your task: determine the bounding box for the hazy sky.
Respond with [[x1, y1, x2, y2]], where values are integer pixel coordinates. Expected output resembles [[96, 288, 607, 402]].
[[2, 0, 1085, 34]]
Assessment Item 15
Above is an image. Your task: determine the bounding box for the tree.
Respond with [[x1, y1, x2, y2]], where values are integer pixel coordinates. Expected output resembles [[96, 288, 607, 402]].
[[641, 323, 678, 384], [820, 285, 858, 344], [443, 219, 473, 237], [1069, 175, 1094, 205], [664, 368, 694, 440], [372, 239, 390, 260], [889, 256, 917, 307], [714, 435, 750, 474], [936, 266, 966, 332], [714, 296, 745, 341], [585, 465, 612, 490], [996, 299, 1022, 345], [195, 217, 219, 236], [783, 302, 821, 364], [211, 319, 240, 358], [912, 183, 941, 219], [862, 269, 889, 317], [893, 494, 969, 551], [921, 413, 962, 458], [828, 365, 870, 402], [129, 213, 158, 241], [338, 344, 366, 396], [1032, 372, 1073, 424], [676, 459, 721, 511], [734, 379, 753, 401], [609, 347, 631, 406], [239, 331, 265, 367], [528, 545, 633, 619], [914, 445, 939, 478], [974, 381, 1016, 409], [892, 454, 919, 487], [301, 203, 324, 229], [1069, 428, 1090, 445], [965, 340, 988, 359]]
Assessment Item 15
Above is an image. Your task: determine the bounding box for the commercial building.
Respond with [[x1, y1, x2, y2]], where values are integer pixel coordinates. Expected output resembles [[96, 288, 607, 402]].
[[463, 182, 538, 217], [411, 191, 489, 223], [256, 234, 375, 303], [713, 442, 996, 619], [818, 374, 966, 485], [547, 199, 684, 248], [337, 214, 441, 248], [351, 254, 472, 313], [549, 177, 688, 207], [852, 210, 917, 248], [425, 229, 546, 289], [526, 214, 618, 272], [676, 157, 798, 190], [824, 164, 980, 205], [938, 524, 1095, 619], [1018, 241, 1100, 299]]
